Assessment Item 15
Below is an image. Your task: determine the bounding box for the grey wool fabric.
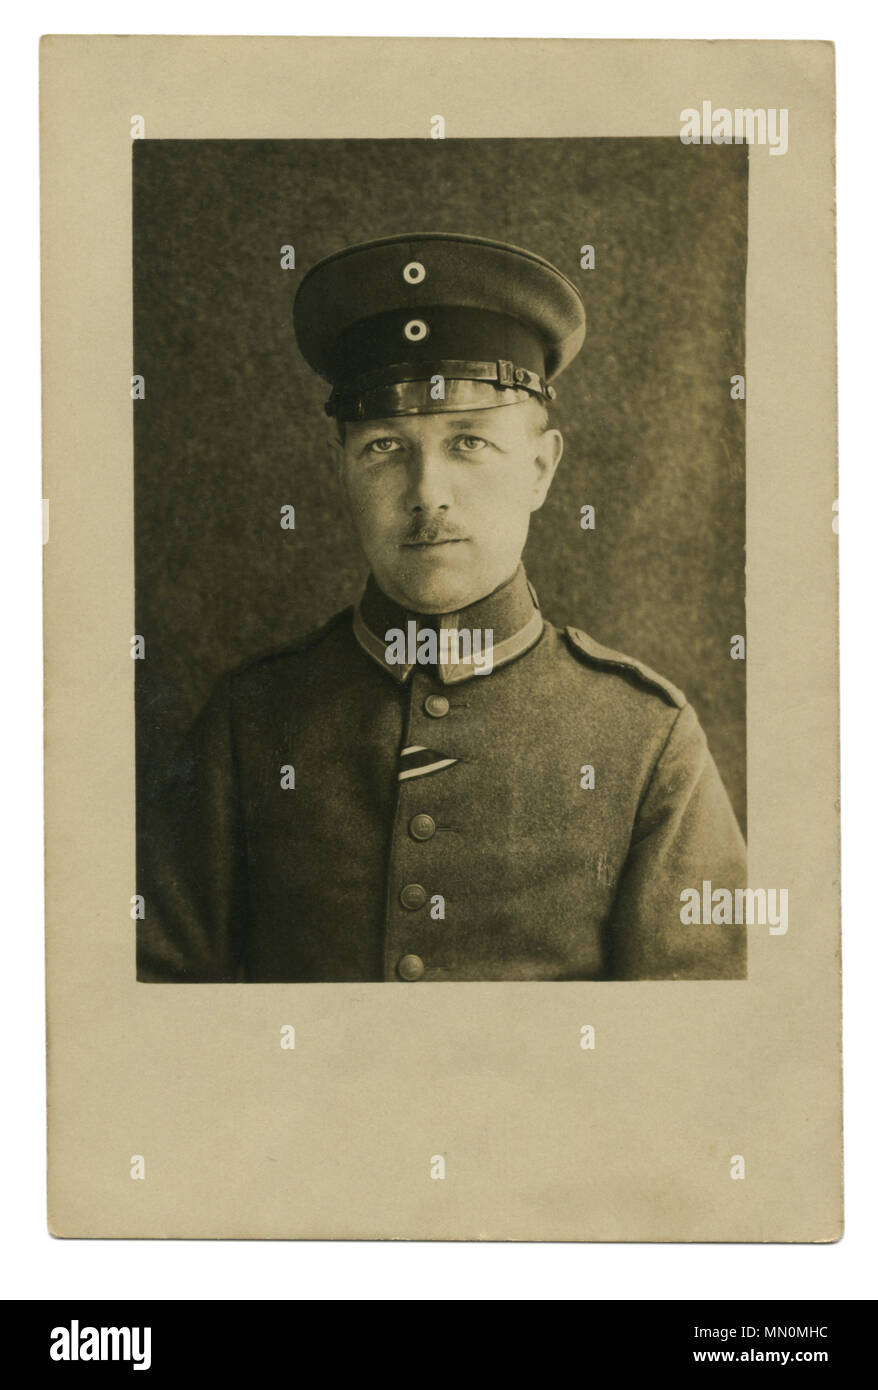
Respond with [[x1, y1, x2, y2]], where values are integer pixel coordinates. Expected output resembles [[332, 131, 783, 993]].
[[137, 567, 746, 983]]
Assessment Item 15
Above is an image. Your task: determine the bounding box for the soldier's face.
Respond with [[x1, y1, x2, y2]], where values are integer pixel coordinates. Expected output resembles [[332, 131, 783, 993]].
[[337, 399, 563, 613]]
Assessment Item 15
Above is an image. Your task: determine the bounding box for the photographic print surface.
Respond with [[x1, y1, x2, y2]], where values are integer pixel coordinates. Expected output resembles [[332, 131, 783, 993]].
[[133, 137, 748, 984], [42, 36, 839, 1240]]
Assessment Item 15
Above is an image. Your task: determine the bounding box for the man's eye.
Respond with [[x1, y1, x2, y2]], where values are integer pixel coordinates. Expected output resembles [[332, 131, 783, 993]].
[[453, 435, 487, 452], [367, 437, 402, 454]]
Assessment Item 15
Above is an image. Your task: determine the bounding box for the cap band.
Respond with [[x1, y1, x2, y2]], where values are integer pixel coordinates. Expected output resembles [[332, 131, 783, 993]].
[[327, 358, 555, 420]]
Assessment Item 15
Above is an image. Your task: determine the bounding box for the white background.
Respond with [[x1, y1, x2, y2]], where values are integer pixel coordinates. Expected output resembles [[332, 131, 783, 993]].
[[4, 1, 874, 1301]]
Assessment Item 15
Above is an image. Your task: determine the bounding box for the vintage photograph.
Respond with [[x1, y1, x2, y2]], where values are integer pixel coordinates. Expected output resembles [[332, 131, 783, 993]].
[[41, 35, 840, 1246], [134, 137, 748, 984]]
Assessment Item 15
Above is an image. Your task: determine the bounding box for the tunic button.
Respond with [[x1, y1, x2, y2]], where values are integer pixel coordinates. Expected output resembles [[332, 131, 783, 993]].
[[424, 694, 450, 718], [410, 814, 436, 841], [398, 953, 425, 981], [400, 882, 428, 910]]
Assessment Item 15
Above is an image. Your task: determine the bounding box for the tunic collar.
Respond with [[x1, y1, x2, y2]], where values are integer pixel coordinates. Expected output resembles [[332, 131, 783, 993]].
[[353, 562, 544, 685]]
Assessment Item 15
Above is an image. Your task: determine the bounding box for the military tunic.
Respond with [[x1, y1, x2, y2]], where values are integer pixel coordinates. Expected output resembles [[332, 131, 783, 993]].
[[137, 565, 747, 983]]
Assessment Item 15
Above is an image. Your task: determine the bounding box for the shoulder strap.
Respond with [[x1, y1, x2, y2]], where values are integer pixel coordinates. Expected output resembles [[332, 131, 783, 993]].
[[564, 625, 687, 709]]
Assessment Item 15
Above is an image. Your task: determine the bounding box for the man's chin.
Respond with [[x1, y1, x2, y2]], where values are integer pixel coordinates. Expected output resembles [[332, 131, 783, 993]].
[[377, 566, 489, 616]]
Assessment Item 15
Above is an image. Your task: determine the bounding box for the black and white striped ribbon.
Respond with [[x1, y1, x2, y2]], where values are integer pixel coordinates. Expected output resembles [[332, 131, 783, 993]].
[[398, 745, 459, 782]]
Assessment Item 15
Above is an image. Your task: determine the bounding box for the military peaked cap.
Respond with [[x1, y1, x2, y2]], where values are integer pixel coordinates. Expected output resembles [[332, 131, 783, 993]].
[[292, 232, 586, 421]]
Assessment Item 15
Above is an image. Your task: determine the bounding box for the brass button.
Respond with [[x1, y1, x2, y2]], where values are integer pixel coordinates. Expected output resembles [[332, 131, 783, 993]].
[[398, 953, 425, 981], [424, 694, 450, 718], [410, 814, 436, 841], [400, 882, 427, 910]]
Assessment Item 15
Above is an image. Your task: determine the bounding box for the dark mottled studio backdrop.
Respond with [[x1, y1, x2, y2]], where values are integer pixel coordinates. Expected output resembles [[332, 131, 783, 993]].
[[134, 139, 746, 830]]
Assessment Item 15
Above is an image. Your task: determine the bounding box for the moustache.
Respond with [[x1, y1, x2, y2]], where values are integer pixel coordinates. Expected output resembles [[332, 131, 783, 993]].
[[402, 519, 468, 544]]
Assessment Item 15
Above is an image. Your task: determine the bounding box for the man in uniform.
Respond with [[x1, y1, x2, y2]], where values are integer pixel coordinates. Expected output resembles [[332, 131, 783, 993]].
[[137, 232, 746, 984]]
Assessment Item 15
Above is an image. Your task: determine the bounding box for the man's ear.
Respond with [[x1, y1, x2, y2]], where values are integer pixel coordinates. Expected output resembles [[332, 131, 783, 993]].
[[529, 429, 564, 512], [329, 433, 346, 488]]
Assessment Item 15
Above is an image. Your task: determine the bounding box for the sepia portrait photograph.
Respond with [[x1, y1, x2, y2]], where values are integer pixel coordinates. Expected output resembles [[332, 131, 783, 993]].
[[134, 137, 749, 985], [40, 35, 840, 1245]]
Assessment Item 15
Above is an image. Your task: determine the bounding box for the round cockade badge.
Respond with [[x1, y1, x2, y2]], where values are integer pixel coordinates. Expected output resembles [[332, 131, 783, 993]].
[[403, 260, 426, 284], [403, 318, 429, 343]]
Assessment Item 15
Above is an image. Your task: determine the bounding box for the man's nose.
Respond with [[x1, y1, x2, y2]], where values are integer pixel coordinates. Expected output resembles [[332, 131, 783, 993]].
[[404, 448, 454, 513]]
